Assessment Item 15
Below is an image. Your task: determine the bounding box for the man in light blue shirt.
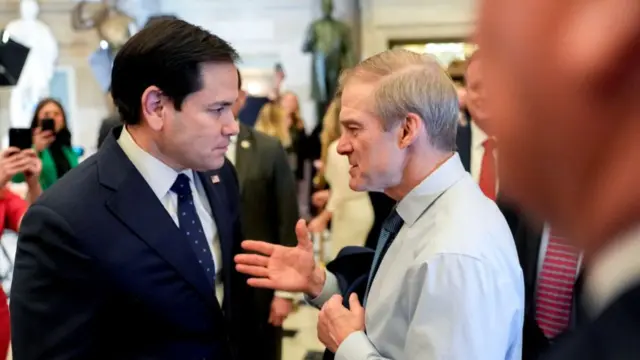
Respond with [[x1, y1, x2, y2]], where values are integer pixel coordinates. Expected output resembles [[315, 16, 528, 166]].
[[235, 48, 524, 359]]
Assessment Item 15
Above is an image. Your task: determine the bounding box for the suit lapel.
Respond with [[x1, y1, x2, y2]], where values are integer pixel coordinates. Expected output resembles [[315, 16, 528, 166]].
[[234, 125, 255, 194], [102, 152, 217, 308]]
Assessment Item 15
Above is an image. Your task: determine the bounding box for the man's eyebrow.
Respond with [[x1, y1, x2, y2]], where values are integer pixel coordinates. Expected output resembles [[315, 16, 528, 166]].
[[207, 101, 233, 107], [340, 119, 361, 126]]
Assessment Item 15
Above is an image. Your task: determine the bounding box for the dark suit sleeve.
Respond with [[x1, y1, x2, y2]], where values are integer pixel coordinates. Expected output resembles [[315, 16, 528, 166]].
[[271, 142, 299, 247], [10, 204, 100, 360]]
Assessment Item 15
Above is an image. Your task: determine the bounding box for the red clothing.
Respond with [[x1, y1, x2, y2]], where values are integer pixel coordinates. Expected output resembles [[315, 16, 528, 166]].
[[0, 188, 28, 358]]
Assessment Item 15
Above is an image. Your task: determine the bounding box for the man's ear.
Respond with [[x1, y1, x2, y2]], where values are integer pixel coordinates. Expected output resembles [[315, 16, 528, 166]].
[[561, 0, 640, 93], [398, 113, 422, 149], [141, 86, 166, 131]]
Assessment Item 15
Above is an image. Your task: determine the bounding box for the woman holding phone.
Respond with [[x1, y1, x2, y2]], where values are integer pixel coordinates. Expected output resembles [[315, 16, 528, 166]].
[[0, 146, 42, 359], [12, 98, 79, 190]]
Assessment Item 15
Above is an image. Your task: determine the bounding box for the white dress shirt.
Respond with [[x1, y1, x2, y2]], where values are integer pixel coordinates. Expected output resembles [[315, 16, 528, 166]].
[[309, 154, 524, 360], [117, 127, 223, 297]]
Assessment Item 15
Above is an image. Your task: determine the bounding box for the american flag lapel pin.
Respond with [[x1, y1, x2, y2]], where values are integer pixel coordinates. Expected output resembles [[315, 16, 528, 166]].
[[211, 175, 220, 184]]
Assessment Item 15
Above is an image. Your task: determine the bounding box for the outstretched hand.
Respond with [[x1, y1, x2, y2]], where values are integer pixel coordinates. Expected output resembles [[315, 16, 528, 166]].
[[235, 219, 325, 295]]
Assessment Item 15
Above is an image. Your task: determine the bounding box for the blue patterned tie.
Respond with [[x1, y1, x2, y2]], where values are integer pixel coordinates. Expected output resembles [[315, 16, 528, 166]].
[[364, 209, 404, 304], [171, 174, 216, 287]]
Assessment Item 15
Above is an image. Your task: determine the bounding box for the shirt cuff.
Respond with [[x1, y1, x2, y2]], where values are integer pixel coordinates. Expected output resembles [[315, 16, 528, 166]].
[[304, 269, 340, 308], [335, 331, 378, 360], [274, 291, 297, 300]]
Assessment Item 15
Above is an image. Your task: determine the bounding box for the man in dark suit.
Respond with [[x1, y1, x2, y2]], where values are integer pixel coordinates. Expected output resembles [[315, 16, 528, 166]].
[[478, 0, 640, 359], [10, 19, 258, 360], [514, 221, 585, 359], [227, 70, 299, 360]]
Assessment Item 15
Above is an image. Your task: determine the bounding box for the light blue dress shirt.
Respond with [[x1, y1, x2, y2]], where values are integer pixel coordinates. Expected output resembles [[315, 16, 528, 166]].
[[309, 153, 524, 360]]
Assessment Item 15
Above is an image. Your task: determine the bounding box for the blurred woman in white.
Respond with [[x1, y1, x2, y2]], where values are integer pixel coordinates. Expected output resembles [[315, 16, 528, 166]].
[[308, 98, 373, 259]]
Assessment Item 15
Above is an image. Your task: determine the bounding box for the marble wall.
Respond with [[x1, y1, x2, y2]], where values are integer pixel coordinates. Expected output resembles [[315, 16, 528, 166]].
[[360, 0, 475, 58]]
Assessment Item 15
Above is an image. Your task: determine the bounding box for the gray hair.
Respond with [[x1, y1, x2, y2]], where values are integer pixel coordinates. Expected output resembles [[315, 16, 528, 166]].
[[338, 48, 459, 151]]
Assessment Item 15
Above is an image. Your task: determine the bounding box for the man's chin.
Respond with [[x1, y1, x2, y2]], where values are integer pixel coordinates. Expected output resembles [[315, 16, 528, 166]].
[[348, 178, 367, 192]]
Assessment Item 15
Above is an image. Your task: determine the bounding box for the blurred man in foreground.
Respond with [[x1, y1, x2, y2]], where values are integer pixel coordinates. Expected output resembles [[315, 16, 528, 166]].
[[477, 0, 640, 358]]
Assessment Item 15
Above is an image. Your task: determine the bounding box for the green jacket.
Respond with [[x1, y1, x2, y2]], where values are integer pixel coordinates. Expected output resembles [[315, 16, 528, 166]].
[[13, 147, 79, 190]]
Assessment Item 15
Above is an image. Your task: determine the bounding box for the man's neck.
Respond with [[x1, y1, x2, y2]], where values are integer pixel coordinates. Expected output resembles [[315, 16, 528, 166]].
[[384, 151, 454, 201], [126, 125, 185, 172]]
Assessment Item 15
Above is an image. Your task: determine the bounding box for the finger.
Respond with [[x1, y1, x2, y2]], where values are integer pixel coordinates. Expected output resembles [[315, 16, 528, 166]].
[[234, 253, 269, 267], [3, 147, 20, 157], [246, 277, 279, 289], [235, 264, 269, 278], [20, 149, 37, 157], [349, 293, 363, 313], [268, 311, 275, 325], [241, 240, 275, 256], [295, 219, 313, 250]]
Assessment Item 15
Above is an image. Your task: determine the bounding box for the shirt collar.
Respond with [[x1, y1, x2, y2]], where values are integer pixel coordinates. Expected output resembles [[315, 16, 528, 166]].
[[471, 120, 489, 149], [117, 126, 194, 199], [585, 224, 640, 316], [396, 153, 467, 227]]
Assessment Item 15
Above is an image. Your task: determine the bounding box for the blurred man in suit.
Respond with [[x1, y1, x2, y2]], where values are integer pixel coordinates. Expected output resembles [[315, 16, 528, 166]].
[[228, 70, 299, 360], [460, 53, 520, 234], [477, 0, 640, 358], [10, 19, 258, 360]]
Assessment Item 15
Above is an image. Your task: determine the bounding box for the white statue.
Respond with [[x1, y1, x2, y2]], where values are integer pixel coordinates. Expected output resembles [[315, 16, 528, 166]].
[[5, 0, 59, 128]]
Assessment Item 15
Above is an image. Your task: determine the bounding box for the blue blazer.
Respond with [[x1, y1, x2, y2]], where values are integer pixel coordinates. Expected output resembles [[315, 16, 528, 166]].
[[10, 127, 258, 360]]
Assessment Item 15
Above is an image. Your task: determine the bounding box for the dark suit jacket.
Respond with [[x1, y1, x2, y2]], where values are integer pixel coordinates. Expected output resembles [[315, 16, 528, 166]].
[[233, 124, 298, 326], [456, 121, 521, 235], [10, 127, 257, 360], [515, 222, 587, 360], [542, 284, 640, 360]]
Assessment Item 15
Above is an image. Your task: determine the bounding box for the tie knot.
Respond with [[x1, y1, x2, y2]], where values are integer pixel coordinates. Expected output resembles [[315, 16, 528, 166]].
[[171, 173, 192, 196], [483, 138, 497, 151], [383, 210, 404, 234]]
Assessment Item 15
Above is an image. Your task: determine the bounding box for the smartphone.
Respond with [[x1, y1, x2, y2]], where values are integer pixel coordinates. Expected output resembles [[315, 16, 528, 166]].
[[9, 128, 32, 150], [41, 118, 55, 132]]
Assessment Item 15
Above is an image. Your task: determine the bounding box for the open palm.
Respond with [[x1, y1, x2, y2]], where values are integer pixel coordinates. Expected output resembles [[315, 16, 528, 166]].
[[235, 219, 317, 293]]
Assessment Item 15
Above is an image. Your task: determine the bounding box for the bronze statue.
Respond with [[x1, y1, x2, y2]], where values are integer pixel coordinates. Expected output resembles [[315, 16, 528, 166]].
[[303, 0, 355, 121], [71, 0, 137, 56]]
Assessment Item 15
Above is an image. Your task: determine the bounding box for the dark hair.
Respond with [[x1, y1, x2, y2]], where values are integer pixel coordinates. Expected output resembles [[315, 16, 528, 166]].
[[236, 68, 242, 90], [30, 98, 72, 147], [111, 19, 240, 125]]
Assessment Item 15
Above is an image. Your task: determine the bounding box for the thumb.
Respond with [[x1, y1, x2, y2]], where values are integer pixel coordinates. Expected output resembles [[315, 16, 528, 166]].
[[349, 293, 364, 315], [295, 219, 313, 250]]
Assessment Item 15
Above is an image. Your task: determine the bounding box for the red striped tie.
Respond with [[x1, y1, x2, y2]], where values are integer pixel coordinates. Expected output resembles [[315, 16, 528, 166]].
[[535, 229, 580, 338], [479, 138, 497, 200]]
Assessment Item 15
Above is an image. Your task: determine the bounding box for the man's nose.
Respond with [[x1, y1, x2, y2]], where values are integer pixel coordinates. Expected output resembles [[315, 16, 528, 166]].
[[336, 135, 352, 155], [224, 115, 240, 136]]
